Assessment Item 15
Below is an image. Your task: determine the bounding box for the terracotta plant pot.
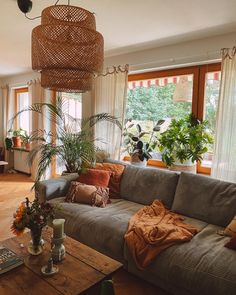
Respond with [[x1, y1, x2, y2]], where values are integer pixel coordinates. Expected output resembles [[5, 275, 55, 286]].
[[25, 143, 31, 150], [12, 136, 22, 148]]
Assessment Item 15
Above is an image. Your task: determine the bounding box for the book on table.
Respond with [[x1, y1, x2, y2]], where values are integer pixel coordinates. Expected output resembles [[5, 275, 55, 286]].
[[0, 246, 23, 274]]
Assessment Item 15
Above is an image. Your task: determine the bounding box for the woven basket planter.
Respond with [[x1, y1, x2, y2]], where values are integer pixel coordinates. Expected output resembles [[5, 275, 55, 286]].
[[169, 160, 196, 173]]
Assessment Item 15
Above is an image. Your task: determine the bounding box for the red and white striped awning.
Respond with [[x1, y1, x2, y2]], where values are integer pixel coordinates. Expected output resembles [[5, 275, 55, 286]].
[[128, 75, 192, 90], [128, 72, 221, 90]]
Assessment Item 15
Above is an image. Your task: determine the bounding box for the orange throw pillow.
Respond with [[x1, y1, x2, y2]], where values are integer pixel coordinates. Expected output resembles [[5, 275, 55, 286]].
[[77, 169, 111, 188], [93, 163, 125, 198], [225, 233, 236, 250]]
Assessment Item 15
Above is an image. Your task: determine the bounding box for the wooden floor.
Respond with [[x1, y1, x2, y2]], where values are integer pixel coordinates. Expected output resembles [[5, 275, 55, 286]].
[[0, 173, 34, 241], [0, 173, 169, 295]]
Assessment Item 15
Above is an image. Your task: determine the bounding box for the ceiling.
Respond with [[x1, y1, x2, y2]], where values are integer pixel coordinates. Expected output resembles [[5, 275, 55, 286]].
[[1, 0, 236, 77]]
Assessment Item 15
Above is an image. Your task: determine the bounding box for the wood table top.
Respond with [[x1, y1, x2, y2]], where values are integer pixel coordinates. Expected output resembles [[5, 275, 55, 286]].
[[0, 228, 122, 295]]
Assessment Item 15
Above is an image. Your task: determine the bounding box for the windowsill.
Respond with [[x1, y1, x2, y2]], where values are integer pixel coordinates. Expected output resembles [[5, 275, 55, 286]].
[[11, 147, 30, 153], [123, 156, 211, 175]]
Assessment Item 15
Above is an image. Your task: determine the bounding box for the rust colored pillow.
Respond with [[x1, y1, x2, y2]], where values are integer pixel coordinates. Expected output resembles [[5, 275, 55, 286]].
[[92, 163, 125, 198], [65, 182, 109, 207], [225, 233, 236, 250], [77, 169, 111, 188]]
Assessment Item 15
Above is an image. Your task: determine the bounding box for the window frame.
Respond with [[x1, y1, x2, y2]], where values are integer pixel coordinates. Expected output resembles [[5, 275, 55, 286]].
[[127, 62, 221, 175]]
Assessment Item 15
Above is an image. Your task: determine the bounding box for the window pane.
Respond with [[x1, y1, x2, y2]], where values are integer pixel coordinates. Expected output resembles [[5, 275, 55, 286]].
[[56, 92, 82, 174], [202, 71, 221, 167], [126, 74, 193, 159], [18, 92, 30, 134]]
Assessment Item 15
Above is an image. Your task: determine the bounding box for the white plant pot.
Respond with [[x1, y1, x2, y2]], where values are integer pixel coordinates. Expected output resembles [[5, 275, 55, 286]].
[[130, 159, 147, 167], [169, 159, 196, 173]]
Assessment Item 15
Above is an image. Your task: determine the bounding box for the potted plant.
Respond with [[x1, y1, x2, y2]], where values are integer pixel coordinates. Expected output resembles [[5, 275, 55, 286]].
[[11, 96, 121, 182], [159, 114, 213, 173], [11, 128, 26, 148], [21, 132, 31, 150], [123, 121, 158, 166]]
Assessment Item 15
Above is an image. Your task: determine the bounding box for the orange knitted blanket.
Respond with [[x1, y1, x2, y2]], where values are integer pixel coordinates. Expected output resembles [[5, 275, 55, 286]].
[[125, 200, 198, 269]]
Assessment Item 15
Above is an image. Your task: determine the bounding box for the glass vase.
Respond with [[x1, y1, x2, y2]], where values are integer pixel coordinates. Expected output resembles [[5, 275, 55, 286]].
[[28, 226, 44, 255]]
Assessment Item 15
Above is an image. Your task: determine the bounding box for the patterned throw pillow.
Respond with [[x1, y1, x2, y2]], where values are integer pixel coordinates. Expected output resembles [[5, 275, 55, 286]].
[[77, 169, 111, 187], [65, 182, 109, 207], [225, 233, 236, 250], [218, 215, 236, 237], [92, 163, 125, 198]]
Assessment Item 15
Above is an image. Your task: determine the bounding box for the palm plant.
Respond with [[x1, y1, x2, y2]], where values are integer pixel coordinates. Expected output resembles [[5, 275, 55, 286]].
[[10, 95, 121, 183]]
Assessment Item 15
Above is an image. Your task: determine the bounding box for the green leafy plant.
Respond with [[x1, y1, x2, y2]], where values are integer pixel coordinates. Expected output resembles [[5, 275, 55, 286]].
[[21, 132, 30, 145], [123, 120, 158, 161], [11, 95, 121, 183], [159, 113, 213, 167], [12, 128, 26, 138]]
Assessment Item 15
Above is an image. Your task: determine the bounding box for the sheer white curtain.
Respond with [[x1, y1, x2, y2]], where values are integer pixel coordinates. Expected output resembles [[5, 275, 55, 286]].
[[212, 47, 236, 182], [1, 85, 14, 170], [92, 65, 129, 159], [28, 79, 54, 181]]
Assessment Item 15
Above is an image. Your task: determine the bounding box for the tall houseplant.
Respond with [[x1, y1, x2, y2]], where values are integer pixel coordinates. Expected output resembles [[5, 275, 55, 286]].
[[159, 114, 213, 172], [11, 95, 121, 182]]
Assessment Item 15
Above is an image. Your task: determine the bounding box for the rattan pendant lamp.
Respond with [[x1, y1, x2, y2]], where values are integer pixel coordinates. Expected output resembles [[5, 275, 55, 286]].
[[18, 0, 104, 93]]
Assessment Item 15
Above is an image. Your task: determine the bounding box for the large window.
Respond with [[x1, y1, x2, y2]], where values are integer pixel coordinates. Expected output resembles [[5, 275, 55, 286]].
[[126, 63, 221, 174], [15, 88, 30, 134]]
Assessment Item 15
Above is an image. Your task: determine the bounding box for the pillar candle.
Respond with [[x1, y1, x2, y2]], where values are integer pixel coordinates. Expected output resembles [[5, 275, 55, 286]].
[[53, 219, 65, 239]]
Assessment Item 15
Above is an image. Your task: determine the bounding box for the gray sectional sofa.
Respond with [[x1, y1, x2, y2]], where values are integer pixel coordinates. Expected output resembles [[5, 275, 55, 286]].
[[36, 164, 236, 295]]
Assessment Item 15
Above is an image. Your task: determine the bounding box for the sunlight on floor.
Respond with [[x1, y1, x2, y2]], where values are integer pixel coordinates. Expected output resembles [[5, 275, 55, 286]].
[[0, 173, 34, 241]]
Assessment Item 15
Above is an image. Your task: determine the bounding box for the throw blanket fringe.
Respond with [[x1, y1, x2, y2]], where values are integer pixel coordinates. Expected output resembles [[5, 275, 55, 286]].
[[125, 200, 198, 269]]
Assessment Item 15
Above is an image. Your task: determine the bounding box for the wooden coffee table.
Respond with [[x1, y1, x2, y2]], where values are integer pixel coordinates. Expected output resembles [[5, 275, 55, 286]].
[[0, 228, 122, 295]]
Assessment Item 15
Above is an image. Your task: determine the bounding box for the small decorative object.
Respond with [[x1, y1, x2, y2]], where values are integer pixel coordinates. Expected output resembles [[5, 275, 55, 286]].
[[159, 113, 213, 172], [123, 120, 158, 166], [41, 257, 59, 276], [11, 197, 55, 255], [51, 219, 66, 263]]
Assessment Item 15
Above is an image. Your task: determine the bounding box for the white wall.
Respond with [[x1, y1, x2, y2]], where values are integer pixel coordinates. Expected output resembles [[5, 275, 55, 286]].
[[0, 71, 40, 88], [105, 31, 236, 72]]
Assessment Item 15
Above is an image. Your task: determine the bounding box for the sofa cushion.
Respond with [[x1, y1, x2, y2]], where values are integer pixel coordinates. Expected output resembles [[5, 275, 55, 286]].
[[172, 172, 236, 227], [77, 169, 111, 187], [92, 163, 125, 198], [50, 198, 143, 263], [65, 182, 110, 207], [125, 223, 236, 295], [120, 166, 179, 208]]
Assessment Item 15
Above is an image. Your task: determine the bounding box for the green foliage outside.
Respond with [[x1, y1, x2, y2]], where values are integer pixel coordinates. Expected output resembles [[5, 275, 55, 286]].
[[126, 81, 219, 153], [127, 84, 192, 123]]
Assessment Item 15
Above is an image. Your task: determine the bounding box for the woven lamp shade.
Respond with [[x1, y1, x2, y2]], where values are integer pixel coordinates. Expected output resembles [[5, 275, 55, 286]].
[[41, 69, 93, 93], [32, 5, 104, 93]]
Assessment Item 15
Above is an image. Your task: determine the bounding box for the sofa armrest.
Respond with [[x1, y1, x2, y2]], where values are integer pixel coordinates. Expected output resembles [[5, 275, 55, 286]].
[[35, 174, 78, 203]]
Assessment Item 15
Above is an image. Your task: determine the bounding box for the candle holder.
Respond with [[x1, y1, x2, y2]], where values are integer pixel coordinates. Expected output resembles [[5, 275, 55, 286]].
[[51, 234, 66, 263]]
